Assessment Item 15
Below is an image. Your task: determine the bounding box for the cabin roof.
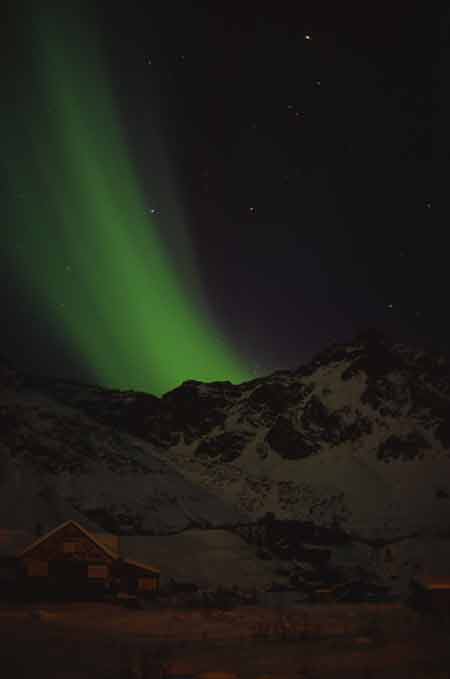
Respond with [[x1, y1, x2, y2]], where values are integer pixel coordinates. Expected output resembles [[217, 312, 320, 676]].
[[93, 533, 120, 554], [19, 520, 119, 561], [124, 557, 160, 575]]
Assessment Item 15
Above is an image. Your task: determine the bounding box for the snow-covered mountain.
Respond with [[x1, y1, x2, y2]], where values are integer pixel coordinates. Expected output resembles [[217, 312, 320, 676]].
[[2, 329, 450, 592], [0, 366, 244, 535]]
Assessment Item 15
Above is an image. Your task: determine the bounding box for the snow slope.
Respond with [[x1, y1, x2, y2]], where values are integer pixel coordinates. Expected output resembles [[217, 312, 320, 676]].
[[0, 383, 244, 534]]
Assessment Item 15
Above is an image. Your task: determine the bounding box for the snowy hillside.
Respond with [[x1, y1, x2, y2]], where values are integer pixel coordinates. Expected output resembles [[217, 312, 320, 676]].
[[2, 330, 450, 592], [0, 375, 244, 534]]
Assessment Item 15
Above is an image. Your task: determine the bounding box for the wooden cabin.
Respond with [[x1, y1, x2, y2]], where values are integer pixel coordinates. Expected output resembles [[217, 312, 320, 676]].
[[9, 520, 159, 601], [410, 576, 450, 615]]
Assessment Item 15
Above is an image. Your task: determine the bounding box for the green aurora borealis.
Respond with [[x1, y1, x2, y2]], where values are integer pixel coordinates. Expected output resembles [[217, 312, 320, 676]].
[[3, 8, 249, 395]]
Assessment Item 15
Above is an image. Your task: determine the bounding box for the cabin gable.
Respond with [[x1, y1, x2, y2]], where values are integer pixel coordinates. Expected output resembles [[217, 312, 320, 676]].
[[21, 521, 116, 566]]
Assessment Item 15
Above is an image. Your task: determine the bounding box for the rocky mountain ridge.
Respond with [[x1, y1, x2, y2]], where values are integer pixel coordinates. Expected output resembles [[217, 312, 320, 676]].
[[2, 330, 450, 592]]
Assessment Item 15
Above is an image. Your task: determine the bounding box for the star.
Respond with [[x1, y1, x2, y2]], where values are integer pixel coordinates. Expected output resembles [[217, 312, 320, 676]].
[[314, 80, 321, 87], [304, 34, 312, 41], [249, 207, 255, 213], [387, 303, 393, 309], [425, 201, 431, 209]]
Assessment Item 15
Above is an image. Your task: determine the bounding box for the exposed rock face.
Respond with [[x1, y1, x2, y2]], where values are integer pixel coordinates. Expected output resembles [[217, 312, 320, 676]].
[[16, 333, 450, 531], [377, 431, 430, 463], [266, 417, 319, 460], [196, 432, 251, 463]]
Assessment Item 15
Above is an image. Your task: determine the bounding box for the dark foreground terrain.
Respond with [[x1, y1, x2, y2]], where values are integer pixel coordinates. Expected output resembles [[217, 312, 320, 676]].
[[1, 602, 449, 678]]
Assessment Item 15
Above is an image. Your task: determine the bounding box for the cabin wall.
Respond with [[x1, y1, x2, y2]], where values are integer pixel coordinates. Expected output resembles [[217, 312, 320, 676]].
[[115, 561, 159, 597]]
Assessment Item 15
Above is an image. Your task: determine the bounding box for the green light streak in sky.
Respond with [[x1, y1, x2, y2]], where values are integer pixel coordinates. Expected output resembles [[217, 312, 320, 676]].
[[5, 8, 249, 395]]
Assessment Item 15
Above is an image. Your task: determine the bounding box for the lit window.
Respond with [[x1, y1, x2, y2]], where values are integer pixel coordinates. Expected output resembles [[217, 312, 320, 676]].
[[138, 577, 155, 591], [63, 541, 78, 554], [88, 565, 108, 579]]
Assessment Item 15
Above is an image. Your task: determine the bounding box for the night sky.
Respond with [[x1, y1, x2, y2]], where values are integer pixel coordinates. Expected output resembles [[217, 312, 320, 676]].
[[1, 2, 439, 394]]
